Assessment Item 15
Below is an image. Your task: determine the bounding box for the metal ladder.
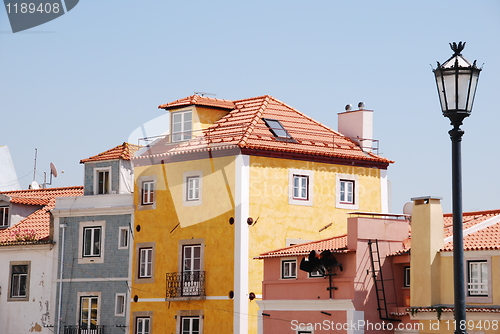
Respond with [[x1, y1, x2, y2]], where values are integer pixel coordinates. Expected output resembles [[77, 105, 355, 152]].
[[368, 239, 400, 322]]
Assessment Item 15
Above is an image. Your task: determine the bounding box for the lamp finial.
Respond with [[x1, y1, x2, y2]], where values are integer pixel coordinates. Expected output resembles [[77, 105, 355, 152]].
[[450, 41, 466, 56]]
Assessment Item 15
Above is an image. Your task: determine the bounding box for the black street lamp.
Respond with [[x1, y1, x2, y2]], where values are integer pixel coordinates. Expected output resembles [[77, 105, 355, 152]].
[[433, 42, 481, 334]]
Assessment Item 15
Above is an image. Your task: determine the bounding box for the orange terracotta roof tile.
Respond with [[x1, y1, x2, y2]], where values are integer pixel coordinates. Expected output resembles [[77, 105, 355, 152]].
[[158, 95, 235, 110], [80, 142, 142, 163], [0, 186, 83, 243], [138, 95, 393, 166], [391, 209, 500, 255], [255, 235, 349, 259]]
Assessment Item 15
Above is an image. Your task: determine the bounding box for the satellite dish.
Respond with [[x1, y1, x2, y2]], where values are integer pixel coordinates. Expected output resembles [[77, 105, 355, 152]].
[[358, 102, 365, 109], [30, 181, 40, 190], [345, 104, 352, 111], [50, 163, 58, 177], [403, 202, 413, 216]]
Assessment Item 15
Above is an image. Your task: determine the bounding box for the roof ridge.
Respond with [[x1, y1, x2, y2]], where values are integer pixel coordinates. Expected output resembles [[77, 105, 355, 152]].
[[444, 213, 500, 245], [236, 95, 271, 148]]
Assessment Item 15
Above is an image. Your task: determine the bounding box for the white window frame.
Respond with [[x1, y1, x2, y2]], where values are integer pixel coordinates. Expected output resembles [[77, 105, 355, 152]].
[[94, 167, 111, 195], [135, 242, 155, 284], [288, 169, 313, 206], [466, 258, 492, 303], [8, 261, 30, 301], [0, 206, 9, 228], [142, 180, 155, 205], [136, 317, 151, 334], [172, 109, 193, 142], [281, 258, 297, 279], [176, 310, 203, 334], [78, 221, 106, 264], [335, 174, 359, 209], [181, 316, 201, 334], [133, 311, 153, 334], [139, 248, 153, 279], [118, 227, 129, 249], [339, 179, 355, 204], [83, 226, 102, 257], [76, 292, 101, 330], [183, 171, 202, 206], [115, 293, 126, 317], [137, 175, 157, 211]]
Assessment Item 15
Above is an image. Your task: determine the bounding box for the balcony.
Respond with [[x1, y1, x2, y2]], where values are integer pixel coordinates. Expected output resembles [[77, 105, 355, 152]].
[[166, 271, 206, 299], [63, 326, 105, 334]]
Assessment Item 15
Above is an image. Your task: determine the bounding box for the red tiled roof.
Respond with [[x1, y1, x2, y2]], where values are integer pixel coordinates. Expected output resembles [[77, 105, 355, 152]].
[[391, 209, 500, 255], [138, 95, 393, 166], [158, 95, 235, 110], [255, 235, 349, 259], [80, 142, 142, 163], [0, 186, 83, 243]]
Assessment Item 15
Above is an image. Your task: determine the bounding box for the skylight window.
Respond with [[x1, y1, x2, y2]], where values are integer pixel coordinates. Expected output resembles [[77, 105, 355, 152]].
[[263, 118, 292, 139]]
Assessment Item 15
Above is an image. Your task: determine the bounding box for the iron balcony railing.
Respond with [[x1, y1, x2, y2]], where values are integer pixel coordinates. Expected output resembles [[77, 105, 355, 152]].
[[63, 325, 105, 334], [166, 271, 206, 298]]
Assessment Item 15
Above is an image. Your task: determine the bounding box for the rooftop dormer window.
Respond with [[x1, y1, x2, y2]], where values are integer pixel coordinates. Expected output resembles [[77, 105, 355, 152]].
[[1, 206, 9, 228], [172, 110, 192, 142], [94, 168, 111, 195], [262, 118, 294, 141]]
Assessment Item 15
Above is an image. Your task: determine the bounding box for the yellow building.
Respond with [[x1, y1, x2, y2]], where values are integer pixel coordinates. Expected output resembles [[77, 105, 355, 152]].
[[129, 95, 392, 334], [394, 197, 500, 334]]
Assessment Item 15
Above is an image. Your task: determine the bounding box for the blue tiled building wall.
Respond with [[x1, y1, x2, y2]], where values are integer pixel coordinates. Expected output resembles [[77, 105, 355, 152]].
[[56, 213, 131, 333], [83, 161, 120, 195]]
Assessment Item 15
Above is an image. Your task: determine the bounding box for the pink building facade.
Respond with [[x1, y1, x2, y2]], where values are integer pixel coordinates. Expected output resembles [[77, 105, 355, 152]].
[[256, 213, 416, 334]]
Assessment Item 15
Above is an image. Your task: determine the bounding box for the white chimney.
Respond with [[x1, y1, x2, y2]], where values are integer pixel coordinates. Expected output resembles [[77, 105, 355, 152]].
[[338, 102, 373, 152]]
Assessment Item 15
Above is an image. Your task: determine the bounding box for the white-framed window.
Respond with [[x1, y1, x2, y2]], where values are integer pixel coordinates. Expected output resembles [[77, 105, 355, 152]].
[[94, 168, 111, 195], [0, 206, 9, 228], [293, 175, 309, 200], [339, 179, 354, 204], [83, 226, 102, 257], [136, 317, 151, 334], [336, 174, 359, 209], [118, 227, 129, 249], [139, 247, 153, 278], [115, 293, 126, 317], [135, 242, 155, 284], [183, 171, 202, 206], [281, 259, 297, 279], [80, 295, 99, 329], [187, 176, 200, 202], [138, 175, 157, 211], [182, 244, 202, 296], [288, 169, 313, 206], [404, 266, 410, 287], [181, 316, 201, 334], [78, 221, 106, 264], [8, 261, 30, 301], [468, 260, 488, 296], [142, 180, 155, 205], [172, 110, 192, 142]]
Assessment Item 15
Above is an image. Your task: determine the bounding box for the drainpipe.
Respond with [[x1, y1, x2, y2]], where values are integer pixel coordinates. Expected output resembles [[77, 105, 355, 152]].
[[57, 223, 67, 334]]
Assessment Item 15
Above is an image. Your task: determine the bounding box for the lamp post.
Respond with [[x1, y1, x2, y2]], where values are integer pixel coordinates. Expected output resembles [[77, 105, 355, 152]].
[[433, 42, 481, 334]]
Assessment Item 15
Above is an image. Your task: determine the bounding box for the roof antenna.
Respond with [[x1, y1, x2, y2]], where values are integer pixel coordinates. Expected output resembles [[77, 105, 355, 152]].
[[194, 91, 216, 97], [32, 148, 38, 182]]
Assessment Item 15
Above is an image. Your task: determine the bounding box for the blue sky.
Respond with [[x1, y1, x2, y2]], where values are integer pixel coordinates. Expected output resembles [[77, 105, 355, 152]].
[[1, 0, 499, 214]]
